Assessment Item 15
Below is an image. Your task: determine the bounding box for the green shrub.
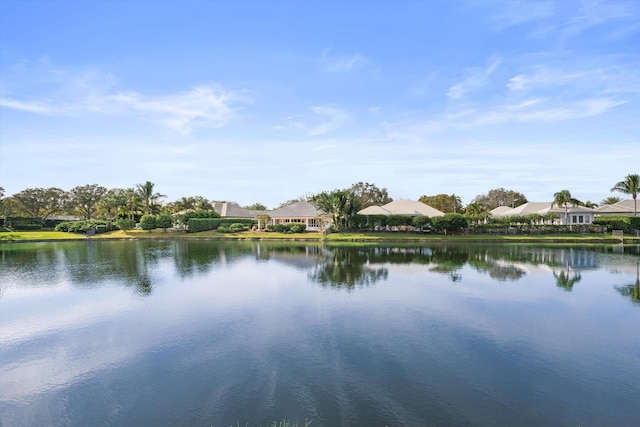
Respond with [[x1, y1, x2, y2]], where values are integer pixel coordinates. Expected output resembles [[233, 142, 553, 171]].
[[594, 216, 640, 233], [187, 218, 219, 233], [156, 214, 173, 230], [140, 215, 156, 231], [432, 213, 468, 234], [412, 215, 432, 230], [54, 219, 107, 234], [387, 215, 413, 227], [183, 210, 220, 220], [266, 223, 306, 233], [5, 217, 42, 230], [115, 218, 136, 231], [229, 223, 246, 232], [267, 224, 286, 232]]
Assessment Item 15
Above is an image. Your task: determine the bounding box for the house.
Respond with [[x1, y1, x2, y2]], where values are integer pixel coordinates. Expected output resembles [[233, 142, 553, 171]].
[[358, 199, 445, 217], [490, 202, 596, 225], [267, 201, 326, 232], [595, 200, 637, 217], [211, 202, 266, 219]]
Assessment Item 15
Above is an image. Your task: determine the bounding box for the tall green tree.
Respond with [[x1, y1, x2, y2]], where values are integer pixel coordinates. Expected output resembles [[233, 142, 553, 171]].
[[68, 184, 108, 219], [245, 202, 267, 211], [194, 196, 213, 211], [123, 188, 142, 220], [350, 182, 392, 208], [610, 173, 639, 216], [472, 188, 528, 210], [98, 189, 126, 228], [310, 189, 361, 230], [552, 190, 581, 225], [174, 196, 197, 212], [136, 181, 166, 215], [419, 194, 463, 213], [12, 187, 68, 223]]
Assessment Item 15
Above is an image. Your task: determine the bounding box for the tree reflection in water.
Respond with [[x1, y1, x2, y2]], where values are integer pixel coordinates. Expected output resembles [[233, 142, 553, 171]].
[[2, 241, 638, 299], [615, 260, 640, 305], [553, 269, 582, 292], [308, 247, 389, 289]]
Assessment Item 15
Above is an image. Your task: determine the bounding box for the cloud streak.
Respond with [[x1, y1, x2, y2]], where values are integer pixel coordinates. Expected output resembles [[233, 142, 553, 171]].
[[0, 64, 250, 133], [447, 58, 501, 99]]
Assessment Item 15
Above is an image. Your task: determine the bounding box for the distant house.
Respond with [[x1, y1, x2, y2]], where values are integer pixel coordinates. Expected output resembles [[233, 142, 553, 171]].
[[267, 201, 326, 231], [358, 199, 445, 217], [211, 202, 266, 219], [595, 200, 637, 217], [490, 202, 596, 225]]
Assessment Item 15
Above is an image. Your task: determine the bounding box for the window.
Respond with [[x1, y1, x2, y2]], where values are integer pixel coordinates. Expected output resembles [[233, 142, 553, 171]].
[[308, 219, 318, 228], [572, 215, 577, 224], [578, 215, 584, 223]]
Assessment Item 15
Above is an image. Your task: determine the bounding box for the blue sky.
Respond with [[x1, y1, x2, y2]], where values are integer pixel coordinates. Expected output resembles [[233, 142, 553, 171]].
[[1, 0, 638, 208]]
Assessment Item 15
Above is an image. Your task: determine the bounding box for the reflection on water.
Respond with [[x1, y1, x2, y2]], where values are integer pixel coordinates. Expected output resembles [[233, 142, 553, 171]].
[[1, 241, 639, 427]]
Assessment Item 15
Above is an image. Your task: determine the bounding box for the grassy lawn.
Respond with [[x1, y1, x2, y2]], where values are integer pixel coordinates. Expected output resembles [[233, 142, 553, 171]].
[[0, 230, 87, 241], [1, 229, 638, 244]]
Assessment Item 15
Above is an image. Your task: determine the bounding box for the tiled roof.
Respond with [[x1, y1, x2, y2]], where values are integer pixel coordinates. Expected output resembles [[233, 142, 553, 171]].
[[268, 201, 320, 218], [358, 199, 445, 217]]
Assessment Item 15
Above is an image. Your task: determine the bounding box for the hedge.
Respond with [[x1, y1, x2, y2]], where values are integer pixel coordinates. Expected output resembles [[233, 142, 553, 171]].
[[187, 217, 255, 233], [54, 220, 108, 234], [593, 216, 640, 233], [4, 216, 42, 230], [266, 223, 307, 233], [115, 218, 136, 231]]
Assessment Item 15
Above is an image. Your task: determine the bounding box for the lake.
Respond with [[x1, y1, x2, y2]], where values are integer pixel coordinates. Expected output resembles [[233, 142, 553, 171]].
[[1, 240, 639, 427]]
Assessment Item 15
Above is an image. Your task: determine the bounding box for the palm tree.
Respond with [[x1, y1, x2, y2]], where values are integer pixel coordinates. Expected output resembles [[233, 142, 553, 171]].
[[136, 181, 166, 215], [175, 196, 197, 212], [98, 189, 126, 228], [610, 173, 639, 216], [123, 188, 142, 220], [601, 196, 621, 205], [194, 196, 213, 211], [552, 190, 581, 225]]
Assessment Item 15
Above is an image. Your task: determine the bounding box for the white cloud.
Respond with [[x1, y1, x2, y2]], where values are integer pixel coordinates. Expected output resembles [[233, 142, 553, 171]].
[[110, 85, 248, 133], [0, 97, 64, 114], [490, 0, 640, 40], [284, 105, 350, 136], [322, 50, 373, 73], [447, 58, 501, 99], [489, 0, 555, 29], [0, 62, 250, 133], [307, 105, 350, 136]]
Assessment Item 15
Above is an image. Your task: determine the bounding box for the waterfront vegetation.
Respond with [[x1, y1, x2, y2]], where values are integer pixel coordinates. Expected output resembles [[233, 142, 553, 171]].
[[2, 228, 639, 244]]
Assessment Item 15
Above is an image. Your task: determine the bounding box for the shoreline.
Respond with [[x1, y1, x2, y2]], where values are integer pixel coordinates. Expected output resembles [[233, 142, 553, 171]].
[[1, 230, 639, 245]]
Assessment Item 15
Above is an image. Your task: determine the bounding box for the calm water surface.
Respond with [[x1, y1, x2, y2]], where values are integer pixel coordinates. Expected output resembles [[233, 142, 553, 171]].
[[1, 241, 639, 427]]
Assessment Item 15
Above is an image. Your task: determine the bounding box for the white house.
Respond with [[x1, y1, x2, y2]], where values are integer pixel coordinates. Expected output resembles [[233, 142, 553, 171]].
[[490, 202, 596, 225], [267, 201, 326, 231]]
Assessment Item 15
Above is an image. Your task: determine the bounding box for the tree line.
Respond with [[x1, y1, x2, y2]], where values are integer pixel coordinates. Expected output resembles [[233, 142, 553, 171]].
[[0, 174, 637, 228]]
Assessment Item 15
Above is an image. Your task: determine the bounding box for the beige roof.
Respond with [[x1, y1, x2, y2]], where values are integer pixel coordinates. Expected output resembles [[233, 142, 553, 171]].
[[359, 199, 444, 217], [212, 202, 266, 218], [549, 204, 596, 214], [596, 200, 636, 214], [358, 205, 391, 215], [492, 202, 596, 217], [269, 201, 320, 218], [489, 206, 514, 217]]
